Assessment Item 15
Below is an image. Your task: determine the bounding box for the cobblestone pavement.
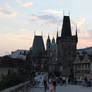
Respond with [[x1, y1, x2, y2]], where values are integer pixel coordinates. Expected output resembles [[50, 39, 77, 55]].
[[29, 85, 92, 92]]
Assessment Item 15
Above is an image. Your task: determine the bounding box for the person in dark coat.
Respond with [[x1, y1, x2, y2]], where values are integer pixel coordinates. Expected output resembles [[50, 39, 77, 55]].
[[44, 79, 47, 92], [52, 80, 56, 92]]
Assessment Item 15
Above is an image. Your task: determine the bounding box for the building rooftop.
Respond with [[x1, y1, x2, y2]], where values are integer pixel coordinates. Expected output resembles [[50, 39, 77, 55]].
[[61, 16, 72, 37], [32, 35, 45, 56]]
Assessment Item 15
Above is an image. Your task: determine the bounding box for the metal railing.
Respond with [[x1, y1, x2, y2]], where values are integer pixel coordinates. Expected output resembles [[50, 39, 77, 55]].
[[1, 81, 31, 92]]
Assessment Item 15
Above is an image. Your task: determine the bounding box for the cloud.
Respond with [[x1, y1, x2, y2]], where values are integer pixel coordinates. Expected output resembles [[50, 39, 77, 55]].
[[77, 28, 92, 41], [72, 18, 86, 28], [0, 28, 57, 56], [17, 0, 32, 7], [45, 9, 63, 15], [78, 39, 92, 49], [31, 14, 58, 25], [6, 12, 16, 17], [0, 29, 34, 55], [0, 31, 33, 56], [4, 3, 12, 9], [4, 29, 34, 40], [0, 8, 17, 18]]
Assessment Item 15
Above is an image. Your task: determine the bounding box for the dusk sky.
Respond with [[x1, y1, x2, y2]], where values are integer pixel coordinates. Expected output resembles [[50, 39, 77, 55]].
[[0, 0, 92, 56]]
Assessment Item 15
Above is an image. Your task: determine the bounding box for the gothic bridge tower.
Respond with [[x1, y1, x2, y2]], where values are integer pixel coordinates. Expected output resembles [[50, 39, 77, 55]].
[[57, 16, 78, 77]]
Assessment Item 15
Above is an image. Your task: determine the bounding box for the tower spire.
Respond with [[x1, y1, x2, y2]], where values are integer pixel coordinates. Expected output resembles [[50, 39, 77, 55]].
[[57, 29, 58, 38], [76, 26, 78, 37], [75, 26, 78, 42], [48, 33, 50, 39], [56, 29, 59, 44], [61, 16, 72, 37]]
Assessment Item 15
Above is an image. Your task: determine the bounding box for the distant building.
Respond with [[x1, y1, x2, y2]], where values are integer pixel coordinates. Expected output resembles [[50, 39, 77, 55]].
[[4, 15, 92, 83], [77, 47, 92, 55], [73, 54, 92, 82], [10, 50, 29, 60], [0, 56, 22, 80]]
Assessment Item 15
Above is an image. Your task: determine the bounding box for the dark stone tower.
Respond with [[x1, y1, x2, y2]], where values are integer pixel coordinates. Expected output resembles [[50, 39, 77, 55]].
[[57, 16, 78, 77]]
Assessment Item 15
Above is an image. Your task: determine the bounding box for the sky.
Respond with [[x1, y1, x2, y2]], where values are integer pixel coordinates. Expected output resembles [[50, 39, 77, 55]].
[[0, 0, 92, 56]]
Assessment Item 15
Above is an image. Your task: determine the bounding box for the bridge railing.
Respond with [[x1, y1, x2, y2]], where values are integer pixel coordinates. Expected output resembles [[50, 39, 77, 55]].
[[1, 81, 31, 92]]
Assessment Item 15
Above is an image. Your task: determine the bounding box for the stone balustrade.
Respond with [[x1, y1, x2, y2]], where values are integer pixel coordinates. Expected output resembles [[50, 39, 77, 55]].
[[1, 81, 31, 92]]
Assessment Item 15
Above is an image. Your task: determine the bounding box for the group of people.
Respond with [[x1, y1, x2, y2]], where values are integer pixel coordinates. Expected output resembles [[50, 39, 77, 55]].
[[43, 76, 71, 92], [61, 77, 69, 85], [44, 78, 56, 92]]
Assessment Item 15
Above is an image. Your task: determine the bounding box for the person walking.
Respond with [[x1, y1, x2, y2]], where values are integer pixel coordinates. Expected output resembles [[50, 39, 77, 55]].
[[84, 76, 88, 86], [44, 79, 47, 92], [66, 77, 68, 85], [52, 79, 56, 92]]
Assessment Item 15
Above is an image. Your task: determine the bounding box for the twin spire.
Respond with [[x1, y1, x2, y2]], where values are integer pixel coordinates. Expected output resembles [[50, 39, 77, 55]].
[[47, 34, 55, 44]]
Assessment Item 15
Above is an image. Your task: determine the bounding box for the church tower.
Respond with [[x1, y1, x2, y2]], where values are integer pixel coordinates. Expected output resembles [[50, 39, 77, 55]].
[[57, 16, 78, 77]]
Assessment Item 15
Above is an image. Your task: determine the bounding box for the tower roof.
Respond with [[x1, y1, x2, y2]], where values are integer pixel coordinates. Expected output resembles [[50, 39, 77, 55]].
[[61, 16, 72, 37], [47, 35, 51, 43], [32, 36, 45, 55]]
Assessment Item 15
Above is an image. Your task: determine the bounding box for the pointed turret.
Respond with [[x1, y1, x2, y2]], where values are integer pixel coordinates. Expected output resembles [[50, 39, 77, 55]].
[[51, 36, 56, 57], [57, 30, 58, 38], [47, 35, 51, 43], [52, 36, 55, 43], [46, 34, 51, 50], [76, 26, 77, 37], [52, 36, 56, 47], [76, 26, 78, 42], [61, 16, 72, 37], [46, 35, 51, 56]]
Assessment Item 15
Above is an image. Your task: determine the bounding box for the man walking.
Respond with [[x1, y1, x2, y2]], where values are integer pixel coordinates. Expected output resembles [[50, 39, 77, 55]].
[[44, 79, 47, 92], [52, 79, 56, 92]]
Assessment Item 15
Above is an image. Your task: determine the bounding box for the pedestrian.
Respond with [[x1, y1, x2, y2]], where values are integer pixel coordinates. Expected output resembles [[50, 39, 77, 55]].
[[44, 79, 47, 92], [52, 79, 56, 92], [62, 76, 66, 84], [66, 77, 68, 85], [84, 76, 88, 86]]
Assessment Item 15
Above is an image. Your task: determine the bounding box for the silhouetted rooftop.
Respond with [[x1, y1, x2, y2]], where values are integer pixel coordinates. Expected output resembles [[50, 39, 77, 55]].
[[61, 16, 72, 37], [32, 36, 45, 56]]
